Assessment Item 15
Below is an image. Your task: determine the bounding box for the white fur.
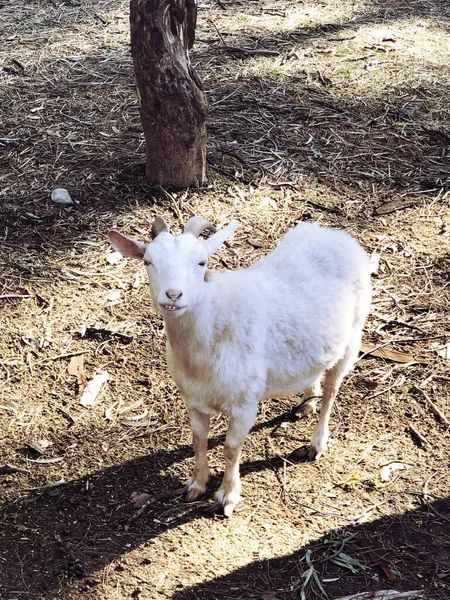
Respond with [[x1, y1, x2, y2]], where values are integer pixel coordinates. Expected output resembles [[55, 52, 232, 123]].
[[109, 219, 372, 516]]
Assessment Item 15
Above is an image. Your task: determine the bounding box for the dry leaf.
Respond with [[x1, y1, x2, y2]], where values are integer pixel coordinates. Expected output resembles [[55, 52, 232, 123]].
[[0, 401, 19, 414], [379, 564, 397, 581], [68, 354, 85, 386], [380, 461, 414, 482], [360, 343, 428, 364], [80, 371, 109, 407], [375, 197, 418, 215]]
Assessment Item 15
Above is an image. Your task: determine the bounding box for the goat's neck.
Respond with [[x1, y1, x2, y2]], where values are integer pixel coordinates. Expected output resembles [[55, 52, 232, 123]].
[[163, 300, 214, 353]]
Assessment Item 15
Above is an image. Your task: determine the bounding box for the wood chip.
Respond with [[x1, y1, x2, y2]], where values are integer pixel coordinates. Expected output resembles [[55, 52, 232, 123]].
[[130, 492, 152, 508], [68, 354, 85, 386], [0, 464, 31, 475]]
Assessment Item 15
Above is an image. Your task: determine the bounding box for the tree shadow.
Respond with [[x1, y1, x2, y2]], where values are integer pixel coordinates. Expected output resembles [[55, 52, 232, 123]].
[[1, 0, 448, 248], [202, 0, 450, 201], [172, 496, 450, 599], [0, 409, 310, 600], [1, 426, 449, 599], [1, 3, 449, 597]]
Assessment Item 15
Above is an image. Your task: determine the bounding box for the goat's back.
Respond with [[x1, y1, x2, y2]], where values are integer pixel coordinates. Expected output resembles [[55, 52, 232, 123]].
[[258, 222, 368, 284]]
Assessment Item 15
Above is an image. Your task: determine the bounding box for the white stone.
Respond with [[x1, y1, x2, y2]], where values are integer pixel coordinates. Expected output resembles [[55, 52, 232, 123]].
[[51, 188, 73, 205], [106, 251, 123, 265]]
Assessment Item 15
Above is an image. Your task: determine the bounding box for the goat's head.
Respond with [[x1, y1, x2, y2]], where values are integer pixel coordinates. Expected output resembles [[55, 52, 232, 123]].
[[108, 216, 238, 316]]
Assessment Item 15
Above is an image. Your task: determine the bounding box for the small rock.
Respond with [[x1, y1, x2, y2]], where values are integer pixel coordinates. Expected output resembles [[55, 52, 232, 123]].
[[106, 289, 121, 303], [399, 106, 415, 119], [369, 253, 381, 274], [106, 251, 123, 265], [51, 188, 73, 205], [130, 492, 152, 508]]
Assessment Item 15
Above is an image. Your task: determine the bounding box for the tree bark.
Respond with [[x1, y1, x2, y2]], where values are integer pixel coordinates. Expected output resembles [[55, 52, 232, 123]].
[[130, 0, 208, 188]]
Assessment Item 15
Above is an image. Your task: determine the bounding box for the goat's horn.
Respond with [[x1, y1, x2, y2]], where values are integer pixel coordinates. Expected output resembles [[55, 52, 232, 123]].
[[151, 216, 169, 240], [184, 216, 217, 237]]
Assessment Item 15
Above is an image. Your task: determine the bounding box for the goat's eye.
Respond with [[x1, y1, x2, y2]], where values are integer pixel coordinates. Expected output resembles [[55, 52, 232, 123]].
[[143, 259, 152, 267], [198, 261, 206, 267]]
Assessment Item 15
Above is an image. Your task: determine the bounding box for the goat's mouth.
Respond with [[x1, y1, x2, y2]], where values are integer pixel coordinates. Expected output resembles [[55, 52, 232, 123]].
[[159, 303, 186, 313]]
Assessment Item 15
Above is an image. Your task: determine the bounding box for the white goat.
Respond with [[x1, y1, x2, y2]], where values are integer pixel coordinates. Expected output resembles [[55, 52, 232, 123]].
[[108, 216, 371, 516]]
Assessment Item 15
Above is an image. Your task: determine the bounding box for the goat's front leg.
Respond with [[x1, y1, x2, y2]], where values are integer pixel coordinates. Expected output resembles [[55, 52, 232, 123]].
[[178, 408, 211, 502], [214, 404, 257, 517]]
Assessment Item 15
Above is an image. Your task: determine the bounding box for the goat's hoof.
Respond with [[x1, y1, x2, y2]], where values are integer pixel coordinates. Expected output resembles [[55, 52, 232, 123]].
[[289, 445, 309, 461], [223, 501, 236, 518], [175, 481, 207, 502], [211, 489, 241, 517], [307, 444, 326, 461], [295, 401, 317, 418], [185, 487, 206, 502], [206, 500, 237, 517]]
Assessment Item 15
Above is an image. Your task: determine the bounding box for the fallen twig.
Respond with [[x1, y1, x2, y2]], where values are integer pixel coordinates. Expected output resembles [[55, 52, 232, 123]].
[[306, 199, 344, 215], [413, 385, 449, 426], [333, 590, 423, 599], [408, 424, 428, 446], [217, 45, 281, 57], [423, 465, 449, 500], [0, 294, 32, 300], [0, 464, 31, 475], [50, 350, 89, 361]]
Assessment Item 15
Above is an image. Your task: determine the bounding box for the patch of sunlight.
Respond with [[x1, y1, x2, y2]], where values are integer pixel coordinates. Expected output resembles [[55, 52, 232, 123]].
[[363, 20, 450, 69], [204, 0, 373, 37]]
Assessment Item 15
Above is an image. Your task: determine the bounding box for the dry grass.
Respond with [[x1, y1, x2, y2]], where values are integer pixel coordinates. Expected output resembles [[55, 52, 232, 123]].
[[1, 1, 449, 599]]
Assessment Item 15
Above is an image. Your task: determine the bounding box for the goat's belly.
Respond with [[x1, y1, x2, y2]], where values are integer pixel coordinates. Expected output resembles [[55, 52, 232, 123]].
[[263, 372, 320, 399]]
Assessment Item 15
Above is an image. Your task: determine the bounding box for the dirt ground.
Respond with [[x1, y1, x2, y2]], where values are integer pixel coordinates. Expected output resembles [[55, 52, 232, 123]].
[[1, 0, 449, 599]]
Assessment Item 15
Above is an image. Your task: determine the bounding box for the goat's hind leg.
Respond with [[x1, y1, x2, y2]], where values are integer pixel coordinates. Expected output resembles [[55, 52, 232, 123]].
[[295, 377, 322, 417], [178, 408, 211, 501], [309, 335, 361, 460]]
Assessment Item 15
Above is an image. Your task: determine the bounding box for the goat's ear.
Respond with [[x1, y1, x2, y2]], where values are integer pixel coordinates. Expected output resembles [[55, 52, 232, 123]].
[[108, 230, 147, 259], [204, 222, 239, 256]]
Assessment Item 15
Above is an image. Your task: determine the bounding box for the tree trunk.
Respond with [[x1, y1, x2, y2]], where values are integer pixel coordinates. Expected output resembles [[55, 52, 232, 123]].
[[129, 0, 208, 188]]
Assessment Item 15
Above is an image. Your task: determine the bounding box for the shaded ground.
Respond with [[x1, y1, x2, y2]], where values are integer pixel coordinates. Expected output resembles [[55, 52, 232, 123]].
[[1, 1, 449, 599]]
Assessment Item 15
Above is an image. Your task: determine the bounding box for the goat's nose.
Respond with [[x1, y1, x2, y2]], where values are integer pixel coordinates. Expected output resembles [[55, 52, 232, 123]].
[[165, 289, 183, 301]]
